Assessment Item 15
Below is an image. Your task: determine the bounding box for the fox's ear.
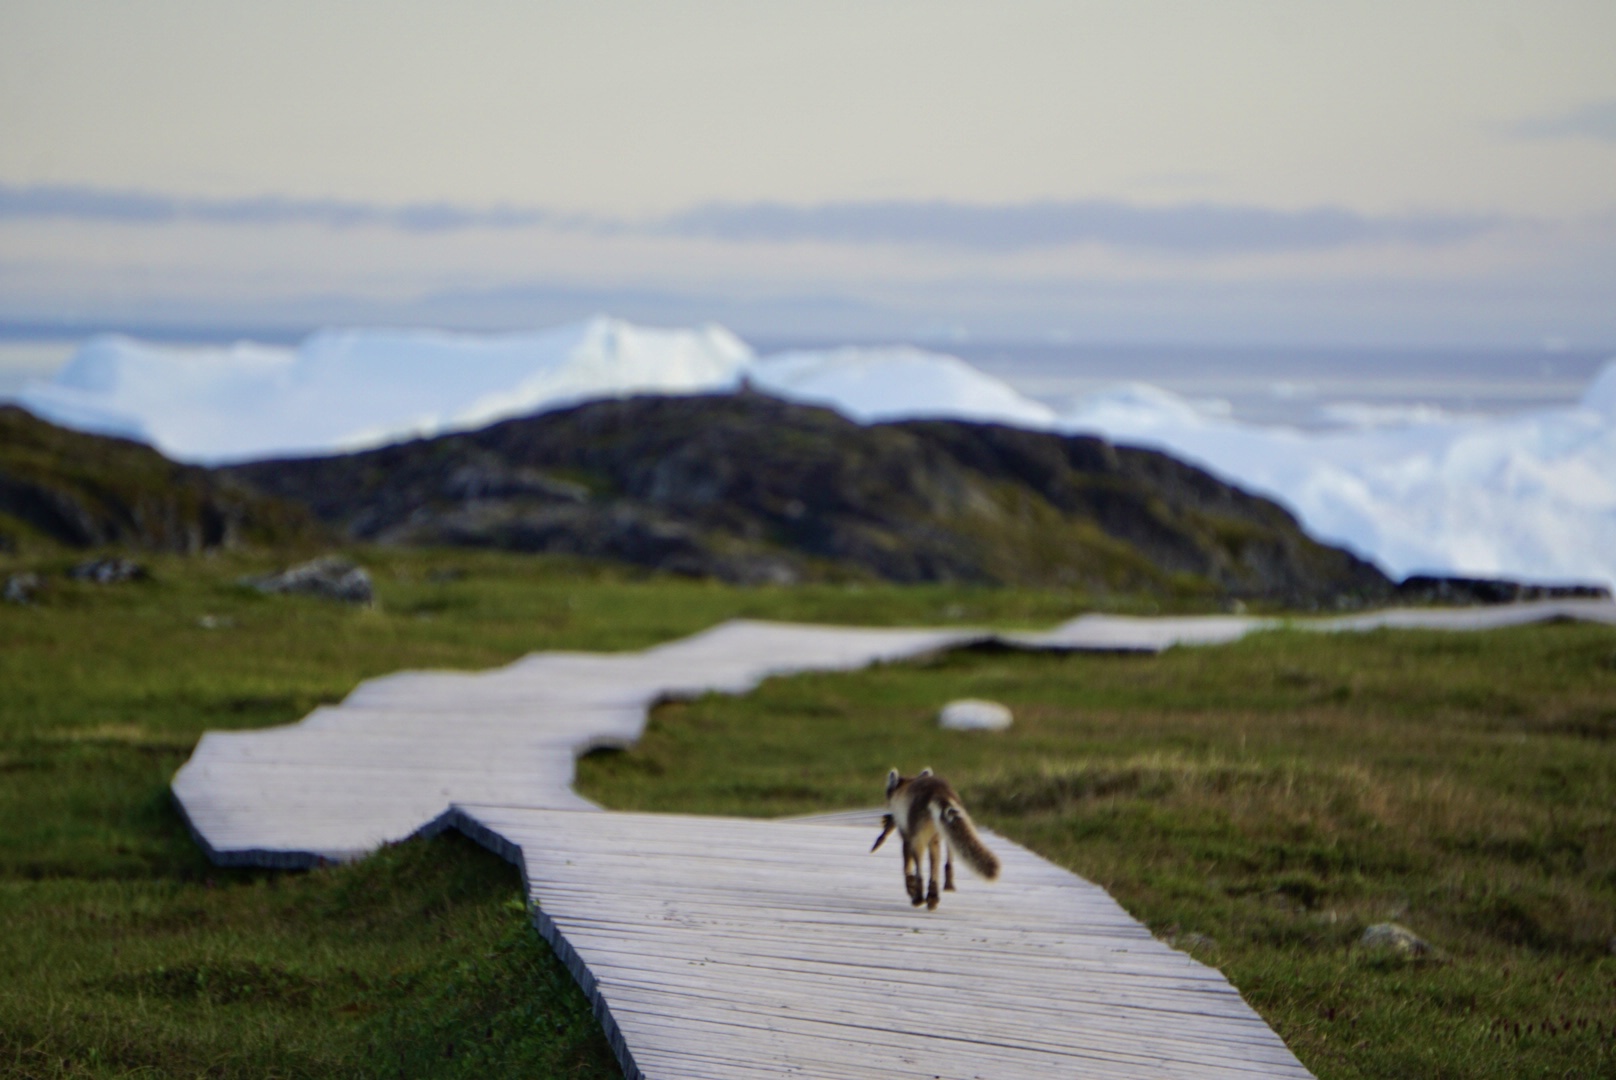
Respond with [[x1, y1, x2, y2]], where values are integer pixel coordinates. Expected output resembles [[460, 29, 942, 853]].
[[919, 766, 933, 777], [886, 768, 900, 796]]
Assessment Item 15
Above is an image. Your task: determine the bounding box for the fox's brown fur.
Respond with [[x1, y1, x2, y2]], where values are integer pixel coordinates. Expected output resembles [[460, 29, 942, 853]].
[[875, 768, 999, 910]]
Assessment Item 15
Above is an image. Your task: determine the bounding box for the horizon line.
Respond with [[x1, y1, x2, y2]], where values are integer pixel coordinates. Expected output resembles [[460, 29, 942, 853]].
[[2, 319, 1610, 358]]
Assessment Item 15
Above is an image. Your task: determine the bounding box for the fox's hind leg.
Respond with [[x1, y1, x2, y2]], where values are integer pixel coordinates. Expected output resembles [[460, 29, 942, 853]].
[[902, 836, 924, 906], [943, 842, 956, 892], [925, 835, 941, 910]]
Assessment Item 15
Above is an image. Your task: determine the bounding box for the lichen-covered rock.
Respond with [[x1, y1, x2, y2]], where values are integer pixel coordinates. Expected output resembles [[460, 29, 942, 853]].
[[70, 557, 147, 584], [1360, 922, 1431, 957], [246, 556, 373, 604], [939, 699, 1013, 731], [3, 571, 40, 604]]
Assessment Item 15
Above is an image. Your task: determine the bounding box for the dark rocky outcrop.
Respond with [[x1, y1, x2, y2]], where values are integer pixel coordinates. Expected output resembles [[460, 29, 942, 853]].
[[1395, 575, 1611, 605], [0, 405, 321, 553], [228, 393, 1397, 606], [14, 395, 1603, 609]]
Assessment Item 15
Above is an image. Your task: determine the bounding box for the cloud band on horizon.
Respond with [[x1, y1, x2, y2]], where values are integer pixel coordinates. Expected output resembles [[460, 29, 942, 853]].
[[1509, 98, 1616, 142], [0, 182, 1501, 255], [660, 199, 1500, 254], [0, 184, 560, 231]]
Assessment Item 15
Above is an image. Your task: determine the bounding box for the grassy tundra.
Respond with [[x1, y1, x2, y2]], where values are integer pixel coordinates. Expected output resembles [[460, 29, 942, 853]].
[[2, 548, 1612, 1078]]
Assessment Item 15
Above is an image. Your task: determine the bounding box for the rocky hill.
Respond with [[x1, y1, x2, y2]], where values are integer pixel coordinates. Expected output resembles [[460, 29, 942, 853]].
[[227, 392, 1396, 606], [0, 405, 320, 554]]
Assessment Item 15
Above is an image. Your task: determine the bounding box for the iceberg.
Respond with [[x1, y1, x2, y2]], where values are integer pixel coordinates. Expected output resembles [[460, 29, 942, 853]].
[[14, 316, 1616, 588], [17, 318, 755, 463], [751, 346, 1059, 429], [16, 318, 1048, 462], [1059, 363, 1616, 587]]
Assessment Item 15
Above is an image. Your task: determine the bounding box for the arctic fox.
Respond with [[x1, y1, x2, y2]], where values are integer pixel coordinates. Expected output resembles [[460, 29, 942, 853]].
[[873, 768, 1000, 910]]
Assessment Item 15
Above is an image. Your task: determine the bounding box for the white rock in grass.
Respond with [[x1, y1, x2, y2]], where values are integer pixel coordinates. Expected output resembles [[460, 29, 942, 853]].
[[1360, 923, 1431, 957], [938, 699, 1013, 732], [246, 556, 374, 605]]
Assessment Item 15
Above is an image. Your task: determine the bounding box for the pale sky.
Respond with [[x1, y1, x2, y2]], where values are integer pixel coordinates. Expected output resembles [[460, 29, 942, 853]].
[[2, 0, 1614, 344]]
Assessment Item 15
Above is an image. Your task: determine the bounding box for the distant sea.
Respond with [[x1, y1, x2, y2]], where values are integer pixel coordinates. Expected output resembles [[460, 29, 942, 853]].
[[758, 339, 1613, 429], [3, 332, 1610, 432]]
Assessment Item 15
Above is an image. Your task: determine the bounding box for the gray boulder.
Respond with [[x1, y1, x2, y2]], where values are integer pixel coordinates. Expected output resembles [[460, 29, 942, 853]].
[[3, 572, 41, 604], [1360, 922, 1431, 957], [246, 556, 373, 605], [70, 557, 147, 584]]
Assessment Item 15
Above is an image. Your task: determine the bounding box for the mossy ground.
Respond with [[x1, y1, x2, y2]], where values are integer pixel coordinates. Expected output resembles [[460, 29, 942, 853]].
[[2, 546, 1611, 1077]]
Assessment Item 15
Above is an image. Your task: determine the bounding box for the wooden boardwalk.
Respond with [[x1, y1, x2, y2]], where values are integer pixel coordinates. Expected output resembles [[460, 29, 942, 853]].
[[448, 805, 1313, 1080], [168, 601, 1616, 1078], [172, 601, 1616, 866], [173, 621, 977, 865]]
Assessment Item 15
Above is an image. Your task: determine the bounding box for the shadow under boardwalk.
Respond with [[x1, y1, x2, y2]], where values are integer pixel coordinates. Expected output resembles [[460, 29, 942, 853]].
[[451, 804, 1315, 1080]]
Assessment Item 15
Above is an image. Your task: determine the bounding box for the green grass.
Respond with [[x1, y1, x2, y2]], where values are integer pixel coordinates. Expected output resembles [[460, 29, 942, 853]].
[[2, 545, 1613, 1077], [0, 834, 617, 1079]]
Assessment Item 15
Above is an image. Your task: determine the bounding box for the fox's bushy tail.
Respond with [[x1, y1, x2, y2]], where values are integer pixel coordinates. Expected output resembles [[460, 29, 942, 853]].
[[937, 803, 1000, 881]]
